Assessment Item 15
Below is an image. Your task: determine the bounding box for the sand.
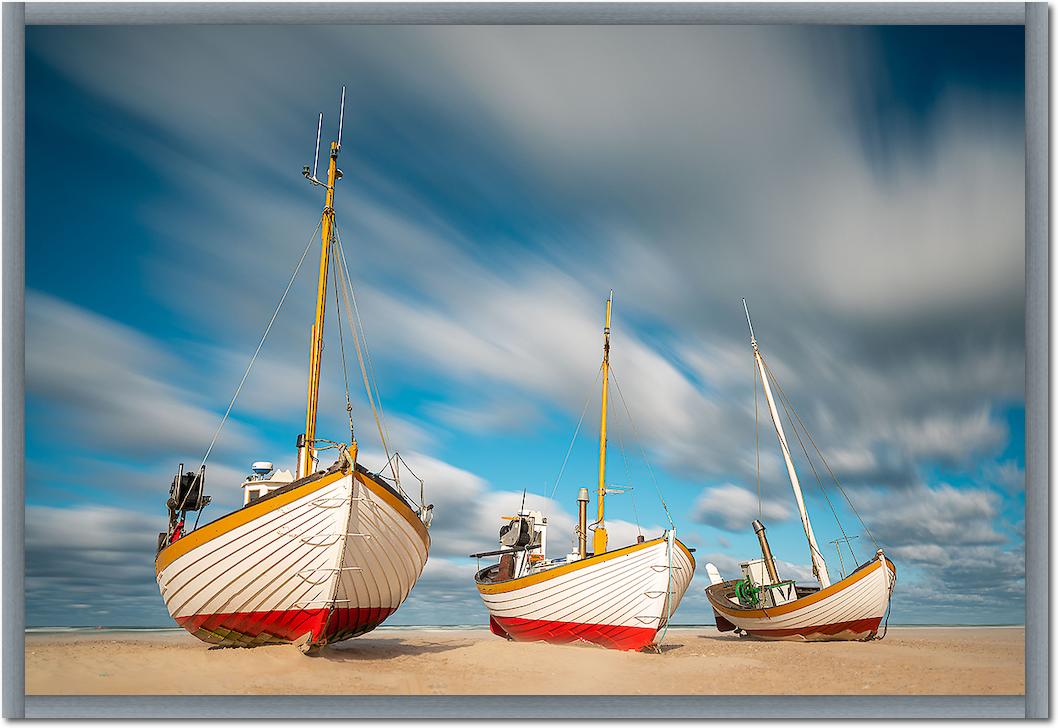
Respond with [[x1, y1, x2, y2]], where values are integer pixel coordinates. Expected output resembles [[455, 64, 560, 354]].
[[25, 626, 1024, 696]]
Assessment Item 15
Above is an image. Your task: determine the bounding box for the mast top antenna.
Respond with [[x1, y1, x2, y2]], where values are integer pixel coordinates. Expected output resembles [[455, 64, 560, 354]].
[[303, 87, 346, 187], [742, 298, 757, 347], [337, 85, 346, 151]]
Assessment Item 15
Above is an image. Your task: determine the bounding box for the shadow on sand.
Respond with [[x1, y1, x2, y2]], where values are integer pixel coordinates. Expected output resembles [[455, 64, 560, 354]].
[[317, 637, 469, 661], [695, 632, 744, 642]]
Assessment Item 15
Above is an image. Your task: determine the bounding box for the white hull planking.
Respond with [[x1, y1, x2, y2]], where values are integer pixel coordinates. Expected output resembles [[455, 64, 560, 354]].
[[708, 557, 895, 641], [479, 537, 694, 646], [156, 468, 428, 646]]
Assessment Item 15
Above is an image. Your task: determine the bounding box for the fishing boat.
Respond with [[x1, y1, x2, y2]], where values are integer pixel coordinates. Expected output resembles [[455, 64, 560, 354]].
[[704, 300, 895, 642], [472, 293, 695, 652], [154, 91, 432, 653]]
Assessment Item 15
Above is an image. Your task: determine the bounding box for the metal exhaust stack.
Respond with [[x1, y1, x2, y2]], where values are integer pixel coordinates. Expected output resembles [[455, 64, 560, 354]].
[[578, 488, 590, 558], [753, 519, 780, 584]]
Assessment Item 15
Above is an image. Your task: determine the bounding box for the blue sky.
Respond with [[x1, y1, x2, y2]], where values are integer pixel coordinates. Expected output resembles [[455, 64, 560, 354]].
[[25, 25, 1025, 627]]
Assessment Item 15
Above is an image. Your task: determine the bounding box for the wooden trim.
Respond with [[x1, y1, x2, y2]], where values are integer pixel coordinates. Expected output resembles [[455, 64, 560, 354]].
[[675, 539, 696, 573], [355, 468, 430, 548], [476, 537, 674, 595], [710, 557, 895, 619], [155, 470, 344, 575]]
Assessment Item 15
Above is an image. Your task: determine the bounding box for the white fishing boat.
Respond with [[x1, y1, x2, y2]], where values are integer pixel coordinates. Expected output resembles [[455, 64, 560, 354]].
[[704, 300, 896, 642], [473, 293, 695, 651], [155, 91, 431, 652]]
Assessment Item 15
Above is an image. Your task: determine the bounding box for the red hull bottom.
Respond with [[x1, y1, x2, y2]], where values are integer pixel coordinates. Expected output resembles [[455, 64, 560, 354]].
[[176, 606, 395, 648], [490, 615, 659, 651], [742, 617, 883, 641]]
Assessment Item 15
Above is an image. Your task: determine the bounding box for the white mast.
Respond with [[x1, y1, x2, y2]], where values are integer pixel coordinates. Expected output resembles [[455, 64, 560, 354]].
[[743, 299, 830, 588]]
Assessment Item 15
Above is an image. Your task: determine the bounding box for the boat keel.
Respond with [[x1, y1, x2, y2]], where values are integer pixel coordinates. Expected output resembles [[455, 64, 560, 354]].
[[176, 606, 396, 648], [491, 615, 659, 651]]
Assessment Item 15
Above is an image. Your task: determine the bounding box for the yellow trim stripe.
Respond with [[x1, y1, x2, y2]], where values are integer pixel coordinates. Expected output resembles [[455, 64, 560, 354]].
[[155, 470, 345, 575], [676, 539, 696, 573], [355, 470, 430, 548], [711, 557, 896, 619], [477, 536, 692, 595]]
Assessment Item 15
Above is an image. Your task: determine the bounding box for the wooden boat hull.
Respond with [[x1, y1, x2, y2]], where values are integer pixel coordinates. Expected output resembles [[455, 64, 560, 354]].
[[475, 536, 695, 651], [705, 556, 896, 641], [156, 464, 429, 648]]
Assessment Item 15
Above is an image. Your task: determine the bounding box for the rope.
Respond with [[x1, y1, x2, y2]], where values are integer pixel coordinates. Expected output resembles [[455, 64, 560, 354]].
[[878, 599, 893, 640], [333, 224, 399, 484], [198, 219, 322, 470], [334, 224, 392, 447], [329, 246, 356, 443], [549, 365, 602, 499], [332, 229, 397, 483], [874, 552, 896, 640], [608, 364, 674, 529], [654, 529, 676, 649]]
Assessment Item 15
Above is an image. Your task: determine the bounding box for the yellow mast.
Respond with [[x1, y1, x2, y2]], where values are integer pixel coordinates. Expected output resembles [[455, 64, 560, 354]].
[[296, 139, 340, 479], [592, 291, 613, 555]]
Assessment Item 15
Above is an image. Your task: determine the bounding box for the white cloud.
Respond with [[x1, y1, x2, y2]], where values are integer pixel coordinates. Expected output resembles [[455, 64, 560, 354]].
[[691, 483, 791, 532], [426, 398, 542, 435], [25, 25, 1025, 625], [984, 459, 1025, 494], [26, 292, 253, 458], [861, 483, 1005, 548], [26, 505, 169, 626], [891, 406, 1007, 465]]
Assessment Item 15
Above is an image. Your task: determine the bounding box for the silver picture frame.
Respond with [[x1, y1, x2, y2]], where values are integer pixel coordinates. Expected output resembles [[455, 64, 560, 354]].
[[3, 2, 1047, 718]]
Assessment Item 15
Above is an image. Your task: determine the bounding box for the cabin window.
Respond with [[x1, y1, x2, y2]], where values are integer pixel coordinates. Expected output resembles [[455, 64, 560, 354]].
[[248, 489, 262, 503]]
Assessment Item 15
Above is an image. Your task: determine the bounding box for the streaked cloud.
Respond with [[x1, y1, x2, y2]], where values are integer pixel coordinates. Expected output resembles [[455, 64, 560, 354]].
[[692, 484, 791, 532], [25, 24, 1025, 626]]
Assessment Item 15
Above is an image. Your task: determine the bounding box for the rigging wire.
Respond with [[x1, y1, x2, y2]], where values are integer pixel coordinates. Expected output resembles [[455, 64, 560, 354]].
[[607, 363, 674, 529], [329, 245, 356, 443], [760, 353, 878, 556], [549, 364, 603, 499], [334, 223, 398, 480], [766, 379, 842, 565], [334, 223, 393, 450], [760, 354, 879, 551], [331, 226, 397, 483], [382, 451, 426, 512], [198, 219, 322, 470], [628, 487, 644, 540], [754, 350, 762, 521], [753, 352, 830, 569], [770, 360, 855, 563], [611, 386, 643, 538]]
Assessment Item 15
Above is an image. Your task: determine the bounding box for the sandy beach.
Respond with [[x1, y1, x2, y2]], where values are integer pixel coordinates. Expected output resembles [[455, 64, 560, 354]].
[[25, 626, 1023, 696]]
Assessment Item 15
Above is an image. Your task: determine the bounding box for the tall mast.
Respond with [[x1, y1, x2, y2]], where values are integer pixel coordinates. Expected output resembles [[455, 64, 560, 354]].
[[296, 137, 342, 479], [742, 299, 831, 588], [592, 291, 613, 555]]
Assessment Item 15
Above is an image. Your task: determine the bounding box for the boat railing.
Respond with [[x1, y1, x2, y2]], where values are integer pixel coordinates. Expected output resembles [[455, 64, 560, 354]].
[[377, 451, 428, 517]]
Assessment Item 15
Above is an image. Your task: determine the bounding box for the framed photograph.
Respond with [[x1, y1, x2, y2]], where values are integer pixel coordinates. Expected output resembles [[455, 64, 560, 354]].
[[4, 1, 1047, 719]]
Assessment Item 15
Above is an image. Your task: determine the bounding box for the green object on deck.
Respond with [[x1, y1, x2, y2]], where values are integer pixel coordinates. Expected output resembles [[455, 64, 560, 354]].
[[735, 578, 760, 607]]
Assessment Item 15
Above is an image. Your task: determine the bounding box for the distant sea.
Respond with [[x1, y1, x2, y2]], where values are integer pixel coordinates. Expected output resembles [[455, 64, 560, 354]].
[[26, 623, 1025, 634]]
